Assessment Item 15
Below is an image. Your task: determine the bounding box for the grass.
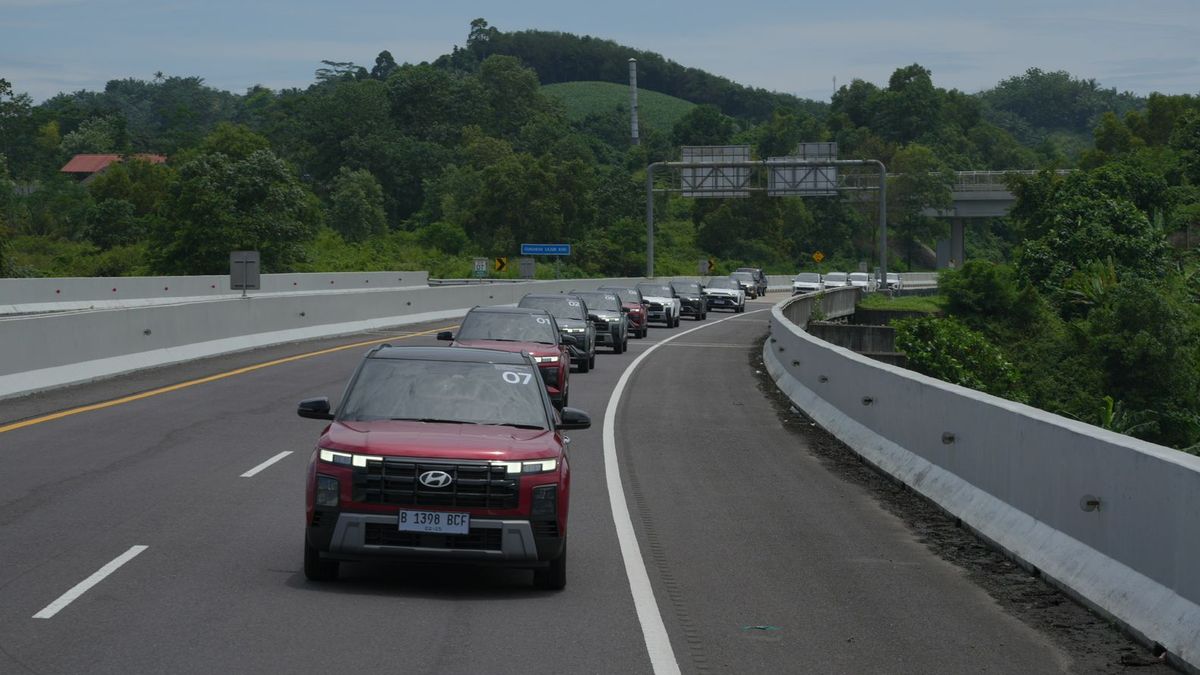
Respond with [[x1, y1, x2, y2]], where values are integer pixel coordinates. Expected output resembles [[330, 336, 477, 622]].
[[542, 81, 695, 133], [856, 293, 946, 313]]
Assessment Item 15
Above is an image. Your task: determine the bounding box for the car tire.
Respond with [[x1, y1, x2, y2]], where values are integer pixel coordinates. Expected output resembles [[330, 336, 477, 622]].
[[736, 304, 745, 313], [577, 355, 589, 373], [612, 332, 624, 354], [304, 539, 338, 582], [589, 352, 596, 369], [534, 543, 567, 590]]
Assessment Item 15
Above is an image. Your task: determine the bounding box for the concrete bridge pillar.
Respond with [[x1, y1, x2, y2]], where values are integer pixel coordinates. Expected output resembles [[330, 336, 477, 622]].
[[950, 218, 965, 268]]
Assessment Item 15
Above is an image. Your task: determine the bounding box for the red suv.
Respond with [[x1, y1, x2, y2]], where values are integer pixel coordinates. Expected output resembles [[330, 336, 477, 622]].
[[439, 306, 575, 409], [598, 286, 649, 338], [298, 345, 591, 589]]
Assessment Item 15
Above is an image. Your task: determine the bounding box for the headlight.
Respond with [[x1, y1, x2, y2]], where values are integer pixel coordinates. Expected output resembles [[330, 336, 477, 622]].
[[533, 355, 559, 363], [316, 475, 340, 506], [493, 458, 558, 474], [563, 327, 585, 333], [319, 447, 370, 467]]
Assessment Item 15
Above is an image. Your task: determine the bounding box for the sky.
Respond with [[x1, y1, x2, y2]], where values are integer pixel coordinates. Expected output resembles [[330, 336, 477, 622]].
[[2, 0, 1198, 103]]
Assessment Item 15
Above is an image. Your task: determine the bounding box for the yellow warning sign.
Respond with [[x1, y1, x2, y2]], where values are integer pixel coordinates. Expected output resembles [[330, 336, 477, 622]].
[[812, 251, 825, 263], [494, 257, 508, 273]]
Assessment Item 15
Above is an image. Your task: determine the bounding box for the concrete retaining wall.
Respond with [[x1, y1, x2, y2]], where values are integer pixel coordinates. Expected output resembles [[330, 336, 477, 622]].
[[765, 292, 1200, 671], [0, 276, 698, 400], [0, 271, 430, 314]]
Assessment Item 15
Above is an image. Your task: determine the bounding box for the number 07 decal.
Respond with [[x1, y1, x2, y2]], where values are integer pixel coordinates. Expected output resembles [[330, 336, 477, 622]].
[[502, 371, 533, 384]]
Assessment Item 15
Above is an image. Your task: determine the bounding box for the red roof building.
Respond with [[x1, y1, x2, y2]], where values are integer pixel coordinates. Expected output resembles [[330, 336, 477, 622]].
[[60, 154, 167, 179]]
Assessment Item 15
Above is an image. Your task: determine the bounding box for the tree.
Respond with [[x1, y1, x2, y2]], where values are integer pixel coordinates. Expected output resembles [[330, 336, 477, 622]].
[[893, 316, 1023, 399], [370, 50, 398, 80], [329, 167, 387, 241], [889, 143, 953, 265], [60, 116, 124, 156], [671, 105, 735, 147], [875, 64, 942, 144], [154, 149, 320, 273], [195, 122, 271, 160]]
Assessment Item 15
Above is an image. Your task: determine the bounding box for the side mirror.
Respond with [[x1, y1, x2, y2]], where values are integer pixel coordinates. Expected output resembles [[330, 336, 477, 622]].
[[298, 397, 333, 420], [436, 331, 454, 341], [558, 407, 591, 430], [588, 313, 601, 322], [561, 334, 579, 346], [620, 306, 630, 313]]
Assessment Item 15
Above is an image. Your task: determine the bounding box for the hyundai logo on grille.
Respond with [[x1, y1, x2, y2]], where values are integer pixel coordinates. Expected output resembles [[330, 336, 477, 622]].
[[418, 470, 453, 488]]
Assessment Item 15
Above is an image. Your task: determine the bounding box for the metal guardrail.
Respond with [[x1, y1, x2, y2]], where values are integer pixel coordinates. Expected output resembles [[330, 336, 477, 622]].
[[841, 169, 1074, 193]]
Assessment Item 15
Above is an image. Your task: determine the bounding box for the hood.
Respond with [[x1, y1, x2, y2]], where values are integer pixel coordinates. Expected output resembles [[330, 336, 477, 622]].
[[593, 311, 622, 321], [323, 420, 559, 461], [641, 294, 676, 303], [621, 302, 644, 312], [705, 287, 741, 296], [452, 338, 559, 357]]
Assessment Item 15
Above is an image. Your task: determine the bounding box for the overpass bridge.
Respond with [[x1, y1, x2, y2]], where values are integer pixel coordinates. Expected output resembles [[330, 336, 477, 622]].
[[846, 169, 1073, 267]]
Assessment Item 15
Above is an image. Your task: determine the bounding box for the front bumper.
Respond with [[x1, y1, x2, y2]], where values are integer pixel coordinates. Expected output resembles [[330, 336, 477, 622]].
[[706, 295, 741, 309], [308, 511, 563, 565], [678, 298, 704, 316]]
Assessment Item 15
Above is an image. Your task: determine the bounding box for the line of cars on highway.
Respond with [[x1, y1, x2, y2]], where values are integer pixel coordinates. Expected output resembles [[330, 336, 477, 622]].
[[792, 271, 903, 295], [295, 276, 766, 590]]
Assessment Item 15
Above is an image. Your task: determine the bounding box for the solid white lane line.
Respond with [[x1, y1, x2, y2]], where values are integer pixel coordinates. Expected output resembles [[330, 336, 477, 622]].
[[603, 309, 769, 675], [33, 545, 148, 619], [240, 451, 294, 478]]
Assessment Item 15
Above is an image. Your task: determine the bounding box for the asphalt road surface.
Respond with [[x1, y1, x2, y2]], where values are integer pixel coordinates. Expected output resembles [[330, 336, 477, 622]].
[[0, 293, 1159, 674]]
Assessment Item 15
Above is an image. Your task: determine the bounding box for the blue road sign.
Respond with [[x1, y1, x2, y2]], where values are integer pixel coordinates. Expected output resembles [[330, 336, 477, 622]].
[[520, 243, 571, 256]]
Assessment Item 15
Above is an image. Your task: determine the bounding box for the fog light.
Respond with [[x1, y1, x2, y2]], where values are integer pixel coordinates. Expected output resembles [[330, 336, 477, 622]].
[[532, 485, 557, 518], [316, 475, 340, 507]]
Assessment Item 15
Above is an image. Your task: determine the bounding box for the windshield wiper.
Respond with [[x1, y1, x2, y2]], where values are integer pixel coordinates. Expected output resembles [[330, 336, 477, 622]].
[[391, 418, 479, 424], [481, 422, 546, 430]]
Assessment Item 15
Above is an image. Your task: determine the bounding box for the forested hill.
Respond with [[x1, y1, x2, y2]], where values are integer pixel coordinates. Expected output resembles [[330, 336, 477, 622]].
[[435, 20, 828, 123]]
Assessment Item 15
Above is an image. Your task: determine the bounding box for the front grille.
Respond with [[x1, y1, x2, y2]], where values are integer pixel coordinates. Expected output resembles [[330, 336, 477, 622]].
[[592, 318, 610, 331], [647, 302, 664, 311], [353, 459, 519, 508], [364, 523, 503, 550]]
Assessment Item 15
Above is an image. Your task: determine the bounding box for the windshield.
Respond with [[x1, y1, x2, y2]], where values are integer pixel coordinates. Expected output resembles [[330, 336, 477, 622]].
[[573, 292, 621, 312], [340, 359, 548, 428], [456, 311, 558, 344], [637, 284, 673, 297], [731, 272, 753, 282], [849, 273, 868, 281], [518, 296, 586, 321], [599, 287, 641, 303], [707, 277, 740, 290], [826, 273, 848, 282], [794, 273, 821, 282], [671, 282, 702, 295]]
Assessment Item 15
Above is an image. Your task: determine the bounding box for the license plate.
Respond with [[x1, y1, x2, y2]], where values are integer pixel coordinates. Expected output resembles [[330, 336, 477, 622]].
[[398, 510, 470, 535]]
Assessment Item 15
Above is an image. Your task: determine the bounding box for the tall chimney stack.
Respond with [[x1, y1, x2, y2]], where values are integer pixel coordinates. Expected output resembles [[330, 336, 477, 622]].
[[629, 58, 640, 146]]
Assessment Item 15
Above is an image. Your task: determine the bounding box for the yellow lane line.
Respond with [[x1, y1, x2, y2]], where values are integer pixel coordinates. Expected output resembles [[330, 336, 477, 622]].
[[0, 324, 458, 435]]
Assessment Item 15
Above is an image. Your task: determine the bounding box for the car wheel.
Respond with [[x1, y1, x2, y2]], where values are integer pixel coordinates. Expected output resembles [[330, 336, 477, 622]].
[[534, 542, 567, 590], [589, 352, 596, 369], [304, 539, 338, 582], [736, 304, 745, 313], [578, 355, 589, 373], [612, 332, 624, 354]]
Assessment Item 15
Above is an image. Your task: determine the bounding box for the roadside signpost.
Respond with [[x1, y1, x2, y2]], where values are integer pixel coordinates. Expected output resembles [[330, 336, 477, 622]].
[[494, 257, 508, 273], [472, 257, 488, 278], [229, 250, 260, 297], [812, 251, 825, 263], [520, 243, 570, 279], [519, 244, 571, 256]]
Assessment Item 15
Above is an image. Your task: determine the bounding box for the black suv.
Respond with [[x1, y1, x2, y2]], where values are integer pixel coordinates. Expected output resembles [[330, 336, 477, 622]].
[[518, 294, 597, 373], [735, 267, 769, 297], [670, 280, 707, 321]]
